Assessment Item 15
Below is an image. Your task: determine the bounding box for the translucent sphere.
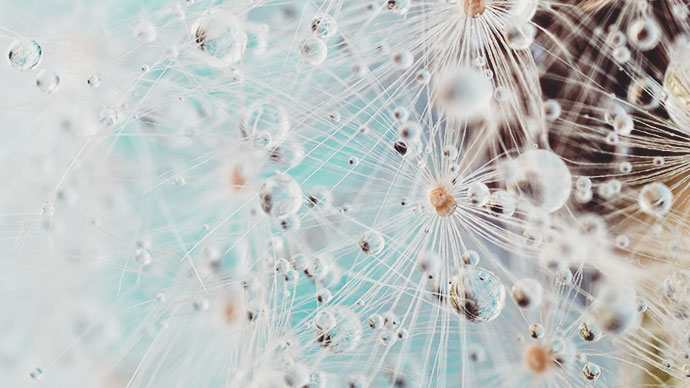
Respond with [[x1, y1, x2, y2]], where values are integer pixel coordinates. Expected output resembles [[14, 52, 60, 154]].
[[582, 362, 601, 381], [239, 101, 290, 148], [627, 18, 661, 51], [511, 278, 543, 309], [311, 14, 338, 39], [284, 363, 310, 387], [529, 323, 544, 339], [299, 37, 328, 66], [192, 11, 247, 67], [7, 39, 42, 71], [638, 182, 673, 217], [461, 250, 480, 266], [449, 267, 506, 323], [398, 121, 421, 141], [505, 150, 572, 213], [392, 50, 413, 70], [577, 320, 602, 343], [486, 190, 516, 219], [591, 285, 639, 334], [543, 99, 562, 121], [387, 0, 410, 15], [314, 307, 362, 353], [87, 74, 102, 88], [467, 182, 490, 206], [35, 69, 60, 93], [259, 173, 303, 218], [627, 77, 661, 110], [314, 309, 336, 331], [505, 22, 536, 50], [661, 271, 690, 319], [434, 67, 493, 120], [359, 230, 385, 255]]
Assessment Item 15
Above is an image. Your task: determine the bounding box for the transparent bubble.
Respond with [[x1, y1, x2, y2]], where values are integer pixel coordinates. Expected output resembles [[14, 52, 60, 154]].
[[192, 11, 247, 67], [467, 182, 490, 206], [387, 0, 410, 15], [30, 368, 43, 381], [239, 101, 290, 148], [7, 39, 42, 71], [505, 22, 536, 50], [379, 329, 397, 346], [415, 69, 431, 84], [299, 37, 328, 66], [276, 258, 291, 274], [591, 284, 639, 334], [543, 100, 562, 121], [359, 230, 385, 255], [461, 250, 480, 266], [87, 74, 102, 88], [619, 162, 632, 174], [555, 267, 572, 285], [505, 150, 572, 212], [392, 50, 413, 70], [576, 176, 592, 191], [627, 18, 661, 51], [607, 30, 626, 47], [314, 309, 336, 331], [259, 173, 303, 218], [368, 313, 384, 329], [486, 190, 516, 219], [399, 121, 421, 141], [314, 307, 362, 353], [578, 320, 602, 342], [512, 278, 543, 309], [627, 77, 661, 110], [383, 311, 400, 329], [449, 267, 506, 323], [529, 323, 544, 339], [434, 67, 493, 120], [135, 248, 152, 265], [284, 363, 310, 387], [311, 14, 338, 39], [613, 46, 631, 63], [40, 200, 55, 216], [417, 251, 440, 273], [582, 362, 601, 381], [615, 234, 630, 248], [34, 69, 59, 93], [442, 145, 458, 159], [316, 288, 332, 303], [392, 107, 409, 123], [613, 112, 634, 135], [661, 271, 690, 319], [638, 182, 673, 217]]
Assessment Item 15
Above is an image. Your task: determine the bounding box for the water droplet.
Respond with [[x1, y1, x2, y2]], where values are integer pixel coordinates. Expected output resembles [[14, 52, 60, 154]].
[[449, 267, 506, 323], [259, 173, 303, 218], [7, 39, 41, 71]]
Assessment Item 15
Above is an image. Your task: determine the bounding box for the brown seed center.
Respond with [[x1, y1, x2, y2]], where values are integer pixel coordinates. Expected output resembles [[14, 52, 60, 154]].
[[524, 343, 552, 374], [429, 186, 457, 217], [464, 0, 487, 17], [229, 167, 247, 191]]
